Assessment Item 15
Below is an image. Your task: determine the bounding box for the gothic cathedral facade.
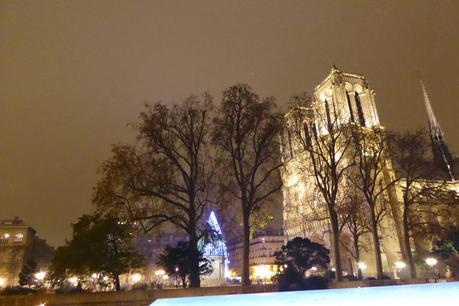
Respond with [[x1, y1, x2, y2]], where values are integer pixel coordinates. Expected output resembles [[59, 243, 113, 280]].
[[280, 66, 406, 278]]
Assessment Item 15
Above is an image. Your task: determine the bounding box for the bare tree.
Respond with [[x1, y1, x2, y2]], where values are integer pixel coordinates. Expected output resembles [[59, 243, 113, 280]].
[[341, 184, 369, 280], [93, 94, 214, 288], [212, 84, 283, 286], [388, 129, 458, 278], [351, 127, 397, 279], [286, 95, 355, 281]]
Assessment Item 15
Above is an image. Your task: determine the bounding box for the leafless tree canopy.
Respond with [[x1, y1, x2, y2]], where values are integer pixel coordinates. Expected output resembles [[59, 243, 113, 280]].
[[285, 95, 356, 281], [93, 94, 214, 287], [212, 84, 283, 285]]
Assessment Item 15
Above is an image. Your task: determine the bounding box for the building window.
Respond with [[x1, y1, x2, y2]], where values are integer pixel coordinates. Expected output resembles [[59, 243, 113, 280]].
[[354, 92, 365, 126], [324, 99, 332, 126], [14, 233, 23, 242], [304, 123, 312, 147], [287, 130, 294, 158], [345, 90, 355, 123]]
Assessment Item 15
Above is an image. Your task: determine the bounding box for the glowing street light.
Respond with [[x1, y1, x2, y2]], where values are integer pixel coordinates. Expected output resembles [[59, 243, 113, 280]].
[[131, 273, 142, 283], [425, 257, 438, 282], [35, 271, 46, 281], [357, 262, 367, 271], [68, 277, 78, 286], [425, 258, 437, 267], [155, 270, 165, 277]]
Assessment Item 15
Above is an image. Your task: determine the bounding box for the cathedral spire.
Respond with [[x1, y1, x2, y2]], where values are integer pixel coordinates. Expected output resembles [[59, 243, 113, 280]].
[[421, 80, 455, 181]]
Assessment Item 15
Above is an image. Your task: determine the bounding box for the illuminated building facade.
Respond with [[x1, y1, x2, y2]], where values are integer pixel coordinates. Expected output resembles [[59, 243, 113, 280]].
[[227, 229, 284, 281], [280, 67, 405, 278], [0, 217, 53, 287]]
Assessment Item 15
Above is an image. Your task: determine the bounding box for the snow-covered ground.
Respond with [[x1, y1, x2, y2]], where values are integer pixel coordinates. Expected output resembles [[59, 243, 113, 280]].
[[152, 282, 459, 306]]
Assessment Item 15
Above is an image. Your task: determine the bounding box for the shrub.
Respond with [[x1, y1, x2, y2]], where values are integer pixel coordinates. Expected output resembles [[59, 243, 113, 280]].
[[381, 274, 392, 280], [343, 275, 358, 281], [0, 286, 36, 295], [277, 266, 303, 292], [302, 276, 328, 290]]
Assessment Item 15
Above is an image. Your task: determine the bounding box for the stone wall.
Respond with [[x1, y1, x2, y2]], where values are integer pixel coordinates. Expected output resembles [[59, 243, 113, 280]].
[[0, 285, 276, 306], [1, 279, 458, 306]]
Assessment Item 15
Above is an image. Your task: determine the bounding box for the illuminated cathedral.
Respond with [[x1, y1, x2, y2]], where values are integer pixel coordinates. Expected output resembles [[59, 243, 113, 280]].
[[280, 66, 458, 278]]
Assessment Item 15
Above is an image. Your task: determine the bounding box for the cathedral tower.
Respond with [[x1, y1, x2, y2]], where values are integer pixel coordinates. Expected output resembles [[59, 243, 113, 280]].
[[281, 67, 404, 279]]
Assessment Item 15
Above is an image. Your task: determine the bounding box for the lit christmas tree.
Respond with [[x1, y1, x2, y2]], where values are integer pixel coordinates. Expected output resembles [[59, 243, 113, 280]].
[[200, 211, 230, 277]]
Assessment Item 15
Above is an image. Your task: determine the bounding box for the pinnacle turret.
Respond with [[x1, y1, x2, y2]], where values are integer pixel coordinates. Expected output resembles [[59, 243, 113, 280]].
[[421, 80, 455, 181]]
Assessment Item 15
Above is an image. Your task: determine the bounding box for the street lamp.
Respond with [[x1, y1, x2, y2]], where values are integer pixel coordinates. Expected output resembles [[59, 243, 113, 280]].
[[131, 273, 142, 284], [394, 261, 406, 279], [357, 262, 367, 271], [395, 261, 406, 269], [68, 277, 78, 286], [35, 271, 46, 281], [425, 257, 438, 282], [175, 267, 179, 288], [425, 257, 437, 267], [155, 269, 165, 277]]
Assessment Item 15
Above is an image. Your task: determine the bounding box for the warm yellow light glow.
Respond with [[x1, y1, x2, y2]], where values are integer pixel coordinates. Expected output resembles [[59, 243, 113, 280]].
[[35, 271, 46, 281], [425, 258, 437, 267], [395, 261, 406, 269], [4, 233, 10, 238], [131, 273, 142, 283], [155, 270, 165, 276], [253, 265, 276, 279], [37, 303, 46, 306], [319, 93, 327, 102], [0, 277, 6, 287], [357, 262, 367, 271], [310, 266, 318, 272], [91, 273, 98, 279], [68, 277, 78, 285]]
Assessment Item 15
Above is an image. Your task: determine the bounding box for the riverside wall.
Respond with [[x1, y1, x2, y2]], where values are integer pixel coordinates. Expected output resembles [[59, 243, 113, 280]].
[[1, 278, 458, 306]]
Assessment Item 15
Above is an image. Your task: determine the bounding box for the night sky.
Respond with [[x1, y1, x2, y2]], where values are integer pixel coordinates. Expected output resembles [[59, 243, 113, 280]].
[[1, 0, 458, 246]]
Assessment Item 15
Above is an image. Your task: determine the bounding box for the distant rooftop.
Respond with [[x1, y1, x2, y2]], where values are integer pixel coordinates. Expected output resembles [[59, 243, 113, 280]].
[[1, 216, 26, 225]]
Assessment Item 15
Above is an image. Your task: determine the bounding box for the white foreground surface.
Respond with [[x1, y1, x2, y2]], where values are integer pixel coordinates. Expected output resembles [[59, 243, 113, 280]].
[[152, 282, 459, 306]]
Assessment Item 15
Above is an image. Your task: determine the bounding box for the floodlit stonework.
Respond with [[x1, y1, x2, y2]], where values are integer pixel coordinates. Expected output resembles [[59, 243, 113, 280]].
[[280, 67, 408, 278], [0, 217, 53, 287]]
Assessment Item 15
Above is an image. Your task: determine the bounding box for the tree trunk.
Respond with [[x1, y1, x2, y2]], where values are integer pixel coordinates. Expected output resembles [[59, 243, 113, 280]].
[[114, 274, 121, 291], [370, 208, 384, 279], [188, 220, 201, 288], [353, 237, 363, 280], [402, 207, 417, 278], [242, 207, 251, 286], [330, 212, 343, 281]]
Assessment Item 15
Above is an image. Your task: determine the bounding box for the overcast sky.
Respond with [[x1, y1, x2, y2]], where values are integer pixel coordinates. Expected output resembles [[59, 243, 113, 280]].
[[1, 0, 458, 246]]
